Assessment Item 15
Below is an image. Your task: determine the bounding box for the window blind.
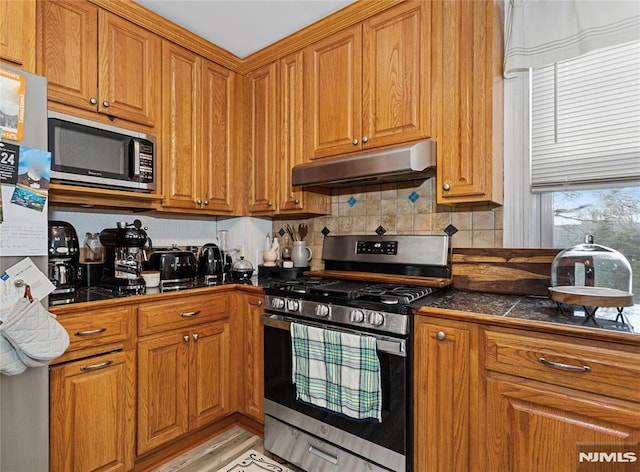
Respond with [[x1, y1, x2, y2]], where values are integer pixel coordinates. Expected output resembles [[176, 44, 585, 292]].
[[530, 40, 640, 191]]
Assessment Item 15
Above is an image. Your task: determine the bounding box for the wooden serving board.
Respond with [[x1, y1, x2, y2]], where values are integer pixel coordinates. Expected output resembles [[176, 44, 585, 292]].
[[304, 270, 452, 288], [549, 286, 634, 307]]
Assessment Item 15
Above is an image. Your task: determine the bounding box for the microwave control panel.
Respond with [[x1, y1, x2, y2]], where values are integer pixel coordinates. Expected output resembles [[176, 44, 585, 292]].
[[131, 139, 154, 183]]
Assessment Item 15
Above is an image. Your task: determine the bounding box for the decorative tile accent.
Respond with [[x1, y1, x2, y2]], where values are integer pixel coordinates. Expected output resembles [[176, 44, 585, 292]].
[[375, 225, 386, 235], [444, 224, 459, 236], [348, 196, 357, 207], [408, 191, 420, 203], [278, 228, 285, 237], [321, 226, 331, 236]]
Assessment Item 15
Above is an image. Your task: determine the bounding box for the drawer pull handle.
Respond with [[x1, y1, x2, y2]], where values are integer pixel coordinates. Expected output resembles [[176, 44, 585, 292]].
[[75, 327, 107, 337], [80, 360, 113, 372], [180, 310, 201, 317], [538, 357, 592, 373], [308, 445, 338, 465]]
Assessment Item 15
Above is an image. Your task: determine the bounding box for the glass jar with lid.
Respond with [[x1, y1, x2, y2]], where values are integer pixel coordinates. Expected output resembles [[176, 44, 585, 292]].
[[84, 232, 104, 262]]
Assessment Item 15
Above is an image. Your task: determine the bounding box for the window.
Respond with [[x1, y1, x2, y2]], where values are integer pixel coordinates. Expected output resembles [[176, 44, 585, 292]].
[[504, 41, 640, 298]]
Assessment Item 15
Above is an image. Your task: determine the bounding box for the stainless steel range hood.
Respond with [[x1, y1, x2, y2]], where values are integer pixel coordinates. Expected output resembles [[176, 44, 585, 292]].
[[292, 140, 436, 187]]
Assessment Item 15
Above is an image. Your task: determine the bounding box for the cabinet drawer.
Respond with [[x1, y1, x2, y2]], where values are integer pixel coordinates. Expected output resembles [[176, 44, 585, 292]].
[[58, 305, 133, 352], [138, 293, 229, 336], [484, 328, 640, 401]]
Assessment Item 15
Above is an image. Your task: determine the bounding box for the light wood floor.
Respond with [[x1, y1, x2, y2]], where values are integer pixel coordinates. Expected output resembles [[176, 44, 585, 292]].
[[150, 426, 296, 472]]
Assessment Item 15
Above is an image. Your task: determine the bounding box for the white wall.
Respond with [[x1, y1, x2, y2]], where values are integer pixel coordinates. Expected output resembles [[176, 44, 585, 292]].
[[49, 207, 272, 266]]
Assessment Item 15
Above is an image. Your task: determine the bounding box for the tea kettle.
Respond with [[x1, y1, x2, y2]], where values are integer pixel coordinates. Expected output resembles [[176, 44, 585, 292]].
[[198, 243, 224, 278]]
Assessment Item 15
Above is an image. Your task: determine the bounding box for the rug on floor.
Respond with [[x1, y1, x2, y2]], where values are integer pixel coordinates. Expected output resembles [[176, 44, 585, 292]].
[[215, 449, 292, 472]]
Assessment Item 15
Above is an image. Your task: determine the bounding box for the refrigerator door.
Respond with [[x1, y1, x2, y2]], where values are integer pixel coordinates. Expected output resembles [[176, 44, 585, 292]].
[[0, 63, 49, 472]]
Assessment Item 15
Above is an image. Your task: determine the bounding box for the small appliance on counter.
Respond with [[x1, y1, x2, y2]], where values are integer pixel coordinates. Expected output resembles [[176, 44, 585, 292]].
[[197, 243, 224, 285], [230, 257, 254, 282], [99, 220, 149, 293], [47, 221, 81, 295], [145, 245, 197, 290]]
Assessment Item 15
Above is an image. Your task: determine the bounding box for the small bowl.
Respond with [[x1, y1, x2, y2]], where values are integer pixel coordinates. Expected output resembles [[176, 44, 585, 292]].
[[141, 270, 160, 288]]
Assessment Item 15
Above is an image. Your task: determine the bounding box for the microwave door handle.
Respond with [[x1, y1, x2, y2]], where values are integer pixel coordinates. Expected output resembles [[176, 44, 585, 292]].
[[261, 314, 406, 357]]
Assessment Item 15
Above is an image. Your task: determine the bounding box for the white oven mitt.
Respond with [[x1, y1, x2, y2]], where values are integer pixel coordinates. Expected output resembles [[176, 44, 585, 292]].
[[0, 298, 69, 368], [0, 335, 27, 375]]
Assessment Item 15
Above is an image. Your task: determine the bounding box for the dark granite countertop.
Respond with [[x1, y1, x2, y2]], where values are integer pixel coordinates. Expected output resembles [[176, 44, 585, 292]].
[[414, 289, 640, 338]]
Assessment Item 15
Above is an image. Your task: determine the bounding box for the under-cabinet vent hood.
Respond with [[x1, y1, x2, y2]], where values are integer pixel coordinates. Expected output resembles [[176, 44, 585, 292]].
[[292, 140, 436, 187]]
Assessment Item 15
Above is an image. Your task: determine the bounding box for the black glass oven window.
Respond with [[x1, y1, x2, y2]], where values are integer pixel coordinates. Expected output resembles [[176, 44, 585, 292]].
[[264, 325, 408, 456], [52, 122, 126, 175]]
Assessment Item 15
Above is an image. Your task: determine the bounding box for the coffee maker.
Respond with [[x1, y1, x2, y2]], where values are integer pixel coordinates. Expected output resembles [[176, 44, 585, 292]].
[[100, 220, 149, 293], [48, 221, 81, 294]]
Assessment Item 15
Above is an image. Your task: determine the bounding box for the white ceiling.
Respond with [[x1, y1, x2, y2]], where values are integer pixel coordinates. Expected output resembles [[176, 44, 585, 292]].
[[135, 0, 355, 59]]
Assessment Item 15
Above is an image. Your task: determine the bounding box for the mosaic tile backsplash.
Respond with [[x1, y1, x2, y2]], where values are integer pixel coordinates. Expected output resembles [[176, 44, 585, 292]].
[[273, 179, 503, 271]]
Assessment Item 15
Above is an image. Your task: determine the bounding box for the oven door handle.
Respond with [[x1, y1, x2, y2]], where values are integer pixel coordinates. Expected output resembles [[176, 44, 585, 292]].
[[261, 314, 407, 357]]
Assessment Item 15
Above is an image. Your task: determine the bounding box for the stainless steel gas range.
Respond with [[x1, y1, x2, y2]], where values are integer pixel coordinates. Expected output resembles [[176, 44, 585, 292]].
[[262, 235, 452, 472]]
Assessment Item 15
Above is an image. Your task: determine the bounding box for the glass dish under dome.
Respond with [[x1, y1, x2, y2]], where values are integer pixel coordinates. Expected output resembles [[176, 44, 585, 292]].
[[549, 235, 634, 308]]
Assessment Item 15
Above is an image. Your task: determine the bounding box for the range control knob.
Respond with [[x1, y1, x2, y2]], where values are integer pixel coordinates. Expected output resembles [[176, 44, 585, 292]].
[[368, 312, 385, 326], [271, 297, 285, 309], [286, 299, 300, 312], [315, 304, 330, 317], [350, 309, 365, 323]]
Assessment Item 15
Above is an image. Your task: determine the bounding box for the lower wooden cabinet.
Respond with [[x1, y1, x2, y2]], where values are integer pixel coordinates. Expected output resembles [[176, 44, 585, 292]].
[[241, 293, 265, 422], [137, 321, 231, 454], [50, 349, 135, 472], [413, 316, 479, 472]]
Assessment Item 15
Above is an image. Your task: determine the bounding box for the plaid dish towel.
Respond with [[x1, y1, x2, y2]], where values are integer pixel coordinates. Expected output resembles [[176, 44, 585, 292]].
[[291, 322, 382, 422]]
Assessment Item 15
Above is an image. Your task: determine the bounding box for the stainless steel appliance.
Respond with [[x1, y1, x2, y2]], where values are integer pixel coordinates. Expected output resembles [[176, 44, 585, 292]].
[[0, 65, 49, 472], [99, 220, 149, 293], [262, 235, 451, 472], [47, 220, 80, 295], [48, 111, 156, 192]]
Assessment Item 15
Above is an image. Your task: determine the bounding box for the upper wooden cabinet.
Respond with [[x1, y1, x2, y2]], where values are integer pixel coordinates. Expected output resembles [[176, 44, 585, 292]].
[[37, 0, 160, 127], [433, 0, 504, 206], [246, 61, 279, 214], [305, 1, 430, 160], [0, 0, 36, 72], [160, 41, 237, 214]]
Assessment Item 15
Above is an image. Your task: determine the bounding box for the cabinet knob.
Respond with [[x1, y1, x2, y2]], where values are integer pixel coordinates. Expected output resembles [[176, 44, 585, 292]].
[[203, 200, 209, 206], [196, 199, 202, 205], [294, 199, 300, 205], [436, 331, 446, 341], [89, 97, 97, 105], [267, 201, 273, 207], [183, 335, 190, 343], [192, 333, 199, 341], [102, 100, 110, 108], [362, 136, 369, 143], [442, 183, 451, 191], [352, 139, 359, 145], [253, 300, 263, 306]]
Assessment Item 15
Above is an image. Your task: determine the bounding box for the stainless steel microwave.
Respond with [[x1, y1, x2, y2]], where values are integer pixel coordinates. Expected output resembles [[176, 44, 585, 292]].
[[48, 112, 156, 192]]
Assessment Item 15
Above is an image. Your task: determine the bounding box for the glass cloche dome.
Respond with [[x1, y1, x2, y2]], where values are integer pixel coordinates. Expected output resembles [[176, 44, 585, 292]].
[[551, 235, 632, 293], [549, 235, 634, 309]]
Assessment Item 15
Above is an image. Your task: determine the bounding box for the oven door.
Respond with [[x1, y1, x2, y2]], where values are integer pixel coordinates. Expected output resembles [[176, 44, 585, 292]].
[[262, 313, 410, 472]]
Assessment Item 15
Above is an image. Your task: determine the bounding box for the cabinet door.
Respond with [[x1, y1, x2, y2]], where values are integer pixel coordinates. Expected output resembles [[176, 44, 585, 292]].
[[278, 51, 305, 212], [414, 317, 477, 472], [201, 60, 236, 213], [189, 322, 231, 429], [50, 349, 135, 472], [98, 10, 160, 126], [137, 331, 189, 454], [246, 62, 278, 214], [1, 0, 35, 71], [37, 0, 98, 111], [243, 294, 265, 422], [305, 25, 362, 159], [161, 41, 200, 210], [362, 1, 430, 148], [486, 375, 640, 472], [433, 0, 503, 206]]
